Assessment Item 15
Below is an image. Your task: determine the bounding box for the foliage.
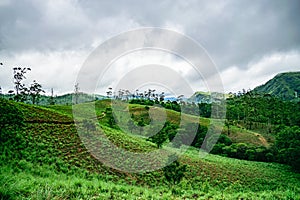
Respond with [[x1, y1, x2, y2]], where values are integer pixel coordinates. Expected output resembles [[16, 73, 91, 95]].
[[253, 71, 300, 101], [0, 100, 299, 199], [12, 67, 31, 102], [275, 126, 300, 171], [147, 128, 168, 148], [82, 119, 96, 133], [0, 98, 24, 132], [28, 80, 45, 104], [163, 155, 187, 185], [226, 92, 300, 131]]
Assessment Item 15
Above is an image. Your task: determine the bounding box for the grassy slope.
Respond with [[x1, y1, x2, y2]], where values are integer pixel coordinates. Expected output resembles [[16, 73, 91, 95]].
[[1, 100, 299, 199]]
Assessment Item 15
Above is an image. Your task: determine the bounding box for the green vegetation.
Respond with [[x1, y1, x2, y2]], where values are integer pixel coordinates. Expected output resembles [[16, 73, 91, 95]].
[[0, 97, 299, 199], [253, 71, 300, 101], [0, 69, 299, 199]]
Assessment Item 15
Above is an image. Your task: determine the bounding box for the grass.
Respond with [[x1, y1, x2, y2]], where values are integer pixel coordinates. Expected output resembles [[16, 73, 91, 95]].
[[1, 99, 299, 199]]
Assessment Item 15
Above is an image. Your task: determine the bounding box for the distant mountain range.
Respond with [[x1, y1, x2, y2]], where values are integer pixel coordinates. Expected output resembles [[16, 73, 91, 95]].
[[188, 91, 212, 103], [252, 71, 300, 101]]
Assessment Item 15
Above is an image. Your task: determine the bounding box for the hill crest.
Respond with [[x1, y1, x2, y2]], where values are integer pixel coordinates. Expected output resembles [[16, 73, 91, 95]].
[[253, 71, 300, 101]]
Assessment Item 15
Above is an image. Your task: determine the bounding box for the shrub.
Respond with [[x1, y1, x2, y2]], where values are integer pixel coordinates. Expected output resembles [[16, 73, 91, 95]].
[[275, 126, 300, 171], [163, 155, 187, 185]]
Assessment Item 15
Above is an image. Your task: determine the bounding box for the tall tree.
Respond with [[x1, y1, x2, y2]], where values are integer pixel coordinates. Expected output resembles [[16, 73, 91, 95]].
[[12, 67, 31, 102], [49, 88, 55, 105], [0, 63, 3, 97], [106, 87, 113, 98], [159, 92, 165, 102], [29, 80, 45, 104], [74, 83, 80, 104]]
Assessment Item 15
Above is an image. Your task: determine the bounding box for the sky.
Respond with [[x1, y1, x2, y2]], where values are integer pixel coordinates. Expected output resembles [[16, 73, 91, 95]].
[[0, 0, 299, 96]]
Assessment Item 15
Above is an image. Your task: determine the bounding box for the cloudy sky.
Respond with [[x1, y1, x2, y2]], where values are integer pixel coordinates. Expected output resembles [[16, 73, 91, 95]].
[[0, 0, 299, 96]]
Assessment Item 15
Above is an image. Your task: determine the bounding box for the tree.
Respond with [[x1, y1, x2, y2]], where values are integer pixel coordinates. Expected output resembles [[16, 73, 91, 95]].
[[224, 119, 232, 135], [159, 92, 165, 102], [82, 119, 96, 133], [49, 88, 55, 105], [106, 87, 113, 98], [0, 63, 3, 97], [29, 80, 45, 104], [275, 126, 300, 171], [74, 83, 80, 104], [127, 120, 136, 133], [105, 107, 117, 128], [163, 154, 187, 185], [137, 117, 146, 134], [147, 129, 168, 148], [12, 67, 31, 101]]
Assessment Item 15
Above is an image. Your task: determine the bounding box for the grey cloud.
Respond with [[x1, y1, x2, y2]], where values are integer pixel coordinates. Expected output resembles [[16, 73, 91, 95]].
[[0, 0, 299, 94], [1, 0, 299, 69]]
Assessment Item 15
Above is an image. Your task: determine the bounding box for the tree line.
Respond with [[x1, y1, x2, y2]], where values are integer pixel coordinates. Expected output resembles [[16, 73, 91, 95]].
[[105, 87, 299, 171], [0, 63, 45, 105]]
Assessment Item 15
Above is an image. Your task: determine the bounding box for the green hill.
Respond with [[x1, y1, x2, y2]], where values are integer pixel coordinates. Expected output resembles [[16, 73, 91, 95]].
[[253, 71, 300, 101], [0, 98, 299, 199]]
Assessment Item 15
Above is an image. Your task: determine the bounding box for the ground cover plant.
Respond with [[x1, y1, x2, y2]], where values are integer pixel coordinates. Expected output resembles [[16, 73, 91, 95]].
[[0, 98, 299, 199]]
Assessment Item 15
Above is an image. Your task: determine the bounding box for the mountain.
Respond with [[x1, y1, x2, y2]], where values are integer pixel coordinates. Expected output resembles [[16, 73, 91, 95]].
[[188, 91, 229, 103], [253, 71, 300, 101], [188, 91, 212, 103]]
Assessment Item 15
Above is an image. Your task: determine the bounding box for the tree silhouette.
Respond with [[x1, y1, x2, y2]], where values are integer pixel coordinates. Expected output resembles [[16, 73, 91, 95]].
[[12, 67, 31, 102], [106, 87, 112, 98], [49, 88, 55, 105], [29, 80, 45, 104], [0, 63, 2, 97], [74, 83, 80, 104]]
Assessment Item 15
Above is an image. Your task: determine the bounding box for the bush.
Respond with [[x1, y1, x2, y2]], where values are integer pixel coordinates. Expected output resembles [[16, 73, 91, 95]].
[[275, 126, 300, 171], [163, 155, 187, 185]]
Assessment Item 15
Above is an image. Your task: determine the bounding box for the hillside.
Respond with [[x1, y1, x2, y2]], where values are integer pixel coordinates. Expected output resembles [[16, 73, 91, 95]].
[[253, 71, 300, 101], [1, 98, 299, 199]]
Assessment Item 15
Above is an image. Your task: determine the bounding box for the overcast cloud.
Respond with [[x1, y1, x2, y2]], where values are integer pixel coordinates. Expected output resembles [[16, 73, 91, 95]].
[[0, 0, 299, 95]]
